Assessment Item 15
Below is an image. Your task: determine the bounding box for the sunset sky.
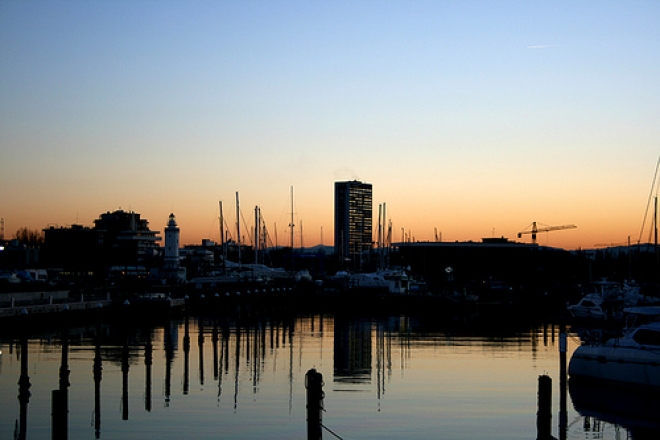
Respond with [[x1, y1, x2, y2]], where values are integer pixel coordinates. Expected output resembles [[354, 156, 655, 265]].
[[1, 1, 659, 250]]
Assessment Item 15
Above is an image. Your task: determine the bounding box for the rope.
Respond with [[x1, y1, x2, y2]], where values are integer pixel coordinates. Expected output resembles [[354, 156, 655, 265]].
[[321, 423, 345, 440]]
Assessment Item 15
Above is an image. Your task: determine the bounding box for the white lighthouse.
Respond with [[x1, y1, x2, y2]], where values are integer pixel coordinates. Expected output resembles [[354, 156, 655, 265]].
[[163, 213, 182, 281]]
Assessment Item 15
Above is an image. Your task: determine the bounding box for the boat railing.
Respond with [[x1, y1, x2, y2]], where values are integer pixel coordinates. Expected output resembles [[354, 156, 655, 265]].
[[622, 306, 660, 335]]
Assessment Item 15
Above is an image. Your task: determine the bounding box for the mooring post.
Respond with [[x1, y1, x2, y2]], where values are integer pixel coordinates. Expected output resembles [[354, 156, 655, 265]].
[[17, 336, 31, 440], [536, 374, 552, 440], [53, 327, 70, 440], [558, 322, 568, 440], [305, 368, 324, 440]]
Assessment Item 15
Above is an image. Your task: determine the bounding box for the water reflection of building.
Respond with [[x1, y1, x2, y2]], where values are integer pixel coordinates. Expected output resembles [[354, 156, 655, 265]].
[[333, 317, 372, 385], [7, 313, 613, 439], [144, 333, 152, 413]]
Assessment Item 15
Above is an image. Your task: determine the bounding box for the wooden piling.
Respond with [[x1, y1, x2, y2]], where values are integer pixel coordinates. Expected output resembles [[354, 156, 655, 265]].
[[536, 374, 552, 440], [305, 368, 324, 440]]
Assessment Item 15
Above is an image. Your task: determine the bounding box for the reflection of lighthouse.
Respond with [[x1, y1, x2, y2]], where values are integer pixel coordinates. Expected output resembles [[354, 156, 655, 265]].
[[163, 213, 185, 283]]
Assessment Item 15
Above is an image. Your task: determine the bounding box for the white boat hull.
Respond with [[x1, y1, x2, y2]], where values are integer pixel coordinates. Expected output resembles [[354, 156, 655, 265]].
[[569, 345, 660, 387]]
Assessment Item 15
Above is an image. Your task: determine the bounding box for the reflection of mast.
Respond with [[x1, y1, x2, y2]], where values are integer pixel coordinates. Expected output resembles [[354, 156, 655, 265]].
[[250, 324, 256, 393], [288, 321, 294, 414], [93, 328, 103, 438], [144, 331, 153, 413], [52, 328, 70, 439], [212, 320, 219, 381], [260, 321, 266, 385], [198, 319, 205, 386], [253, 321, 265, 393], [218, 323, 229, 402], [164, 322, 174, 407], [183, 310, 190, 395], [376, 320, 385, 408], [233, 323, 241, 410], [319, 315, 325, 362], [17, 336, 31, 440], [121, 338, 129, 420]]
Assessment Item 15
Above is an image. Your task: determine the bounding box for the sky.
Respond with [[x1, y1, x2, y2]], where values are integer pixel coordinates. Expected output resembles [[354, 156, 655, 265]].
[[1, 1, 659, 250]]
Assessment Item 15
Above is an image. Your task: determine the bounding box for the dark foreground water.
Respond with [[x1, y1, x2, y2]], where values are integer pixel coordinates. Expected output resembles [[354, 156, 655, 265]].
[[1, 309, 658, 439]]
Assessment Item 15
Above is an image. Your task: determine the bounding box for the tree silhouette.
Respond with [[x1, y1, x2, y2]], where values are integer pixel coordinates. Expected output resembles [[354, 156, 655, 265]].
[[14, 227, 44, 247]]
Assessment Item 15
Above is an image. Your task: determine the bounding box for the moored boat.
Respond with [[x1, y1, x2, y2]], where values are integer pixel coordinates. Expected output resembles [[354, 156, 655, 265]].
[[568, 308, 660, 388], [567, 293, 610, 320]]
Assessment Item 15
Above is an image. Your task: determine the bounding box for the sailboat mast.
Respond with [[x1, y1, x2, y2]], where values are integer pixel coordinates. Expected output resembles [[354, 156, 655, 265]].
[[289, 186, 294, 249], [378, 203, 383, 269], [255, 206, 259, 265], [383, 202, 387, 266], [387, 219, 392, 266], [219, 201, 226, 269], [262, 222, 267, 253], [655, 196, 658, 282], [236, 192, 241, 265], [655, 196, 658, 248]]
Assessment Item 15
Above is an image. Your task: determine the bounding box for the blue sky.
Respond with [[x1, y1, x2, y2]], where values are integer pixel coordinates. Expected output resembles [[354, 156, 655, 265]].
[[2, 1, 659, 248]]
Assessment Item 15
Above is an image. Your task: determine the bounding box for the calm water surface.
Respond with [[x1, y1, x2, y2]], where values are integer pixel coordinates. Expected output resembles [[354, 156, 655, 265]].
[[1, 309, 656, 439]]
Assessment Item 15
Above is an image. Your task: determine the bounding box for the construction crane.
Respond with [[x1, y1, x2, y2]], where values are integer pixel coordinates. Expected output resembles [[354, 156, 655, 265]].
[[517, 222, 577, 244]]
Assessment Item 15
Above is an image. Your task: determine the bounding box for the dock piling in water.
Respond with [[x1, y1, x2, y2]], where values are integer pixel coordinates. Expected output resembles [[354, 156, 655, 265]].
[[305, 368, 324, 440], [536, 374, 553, 440]]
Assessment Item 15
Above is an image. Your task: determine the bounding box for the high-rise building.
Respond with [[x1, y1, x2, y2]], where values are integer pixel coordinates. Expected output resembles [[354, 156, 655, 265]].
[[334, 180, 373, 270]]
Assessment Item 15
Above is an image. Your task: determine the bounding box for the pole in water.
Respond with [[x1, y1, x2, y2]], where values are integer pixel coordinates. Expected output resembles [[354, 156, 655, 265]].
[[306, 368, 324, 440], [558, 323, 568, 440], [536, 374, 553, 440]]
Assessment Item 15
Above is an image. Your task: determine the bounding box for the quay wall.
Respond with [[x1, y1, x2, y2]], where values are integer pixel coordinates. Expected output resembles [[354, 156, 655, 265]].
[[0, 290, 70, 304]]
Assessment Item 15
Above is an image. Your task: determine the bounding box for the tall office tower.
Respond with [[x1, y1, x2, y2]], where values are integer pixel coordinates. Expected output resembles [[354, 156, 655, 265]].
[[334, 180, 373, 270]]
